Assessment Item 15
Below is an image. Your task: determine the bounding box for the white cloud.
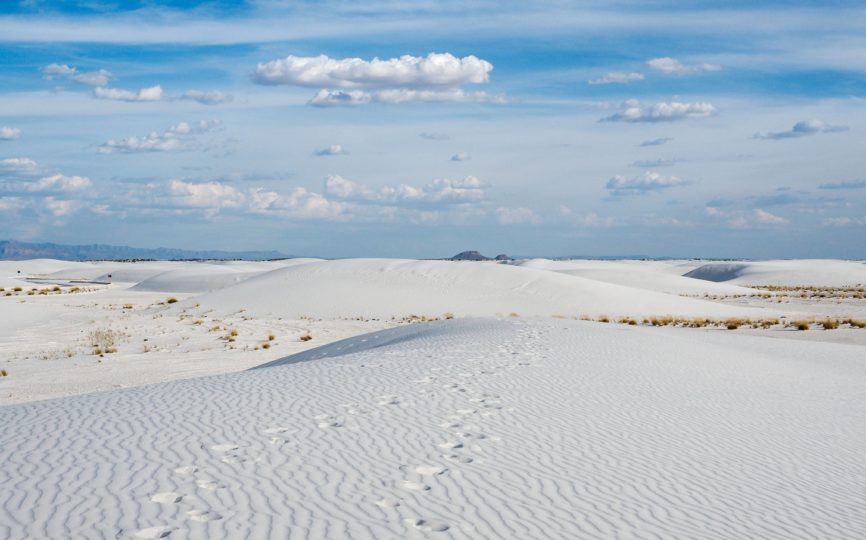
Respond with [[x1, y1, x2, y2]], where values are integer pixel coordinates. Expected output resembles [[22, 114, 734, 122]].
[[606, 171, 690, 196], [602, 99, 718, 122], [559, 206, 617, 227], [314, 144, 348, 156], [27, 174, 92, 192], [169, 179, 245, 208], [98, 120, 218, 154], [419, 132, 449, 140], [94, 85, 164, 102], [754, 208, 789, 225], [323, 174, 487, 205], [824, 216, 866, 226], [755, 119, 849, 140], [44, 197, 80, 217], [819, 179, 866, 190], [253, 52, 493, 89], [496, 206, 539, 225], [646, 57, 721, 75], [180, 90, 233, 105], [587, 71, 644, 85], [42, 63, 112, 86], [0, 157, 38, 171], [450, 152, 470, 161], [632, 158, 682, 168], [0, 126, 21, 140], [308, 88, 505, 107], [250, 187, 347, 220]]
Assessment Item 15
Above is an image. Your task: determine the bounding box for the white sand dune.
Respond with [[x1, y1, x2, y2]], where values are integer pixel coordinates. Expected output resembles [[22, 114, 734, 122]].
[[518, 258, 755, 295], [686, 259, 866, 287], [193, 258, 767, 319], [2, 317, 864, 539]]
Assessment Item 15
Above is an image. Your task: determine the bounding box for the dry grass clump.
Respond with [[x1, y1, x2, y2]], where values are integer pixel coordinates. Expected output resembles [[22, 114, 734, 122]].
[[90, 328, 119, 355], [846, 319, 866, 328], [618, 317, 638, 326], [597, 315, 610, 323], [268, 334, 276, 341], [509, 312, 520, 317], [12, 287, 22, 292], [143, 345, 152, 353], [300, 333, 313, 342], [724, 318, 748, 330], [790, 320, 811, 331], [261, 342, 271, 350], [444, 312, 455, 320], [166, 297, 178, 304], [0, 369, 7, 377], [650, 316, 675, 327], [821, 319, 839, 330]]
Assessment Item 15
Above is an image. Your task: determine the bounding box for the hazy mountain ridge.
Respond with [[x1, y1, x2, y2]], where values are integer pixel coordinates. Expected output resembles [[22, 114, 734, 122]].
[[0, 240, 289, 261]]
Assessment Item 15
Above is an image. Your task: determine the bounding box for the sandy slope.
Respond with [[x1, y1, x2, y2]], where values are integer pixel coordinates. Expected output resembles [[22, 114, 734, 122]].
[[193, 258, 766, 319], [686, 259, 866, 286], [1, 317, 864, 539]]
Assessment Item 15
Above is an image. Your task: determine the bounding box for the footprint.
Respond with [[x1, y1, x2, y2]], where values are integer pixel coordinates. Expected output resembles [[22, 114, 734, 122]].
[[210, 444, 238, 453], [134, 526, 174, 538], [150, 492, 183, 504], [378, 395, 400, 405], [401, 480, 430, 492], [374, 497, 402, 508], [314, 414, 344, 429], [415, 465, 447, 476], [406, 518, 450, 532], [442, 454, 474, 464], [173, 466, 198, 476], [196, 479, 225, 491], [187, 509, 222, 522], [437, 441, 463, 450]]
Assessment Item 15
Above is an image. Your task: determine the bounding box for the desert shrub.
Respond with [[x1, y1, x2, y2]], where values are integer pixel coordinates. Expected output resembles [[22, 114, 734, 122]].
[[229, 329, 238, 337], [0, 369, 7, 377], [89, 329, 118, 354], [509, 312, 520, 317], [725, 318, 744, 330], [166, 297, 178, 304], [52, 286, 60, 292], [13, 287, 22, 292], [689, 318, 708, 328], [444, 312, 455, 320], [261, 342, 271, 350], [300, 333, 313, 342], [70, 287, 80, 293], [822, 319, 839, 330], [143, 345, 152, 353], [848, 319, 866, 329], [123, 304, 133, 310], [268, 334, 275, 341], [791, 320, 811, 331], [598, 315, 610, 323]]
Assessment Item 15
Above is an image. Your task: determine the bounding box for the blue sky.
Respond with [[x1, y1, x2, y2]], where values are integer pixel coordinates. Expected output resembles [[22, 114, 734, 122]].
[[1, 1, 865, 258]]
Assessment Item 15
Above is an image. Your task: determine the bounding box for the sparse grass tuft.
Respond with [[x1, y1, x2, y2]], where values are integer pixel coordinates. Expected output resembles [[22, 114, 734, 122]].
[[444, 312, 455, 320], [509, 312, 519, 317], [300, 333, 313, 342], [791, 320, 811, 331], [821, 319, 839, 330]]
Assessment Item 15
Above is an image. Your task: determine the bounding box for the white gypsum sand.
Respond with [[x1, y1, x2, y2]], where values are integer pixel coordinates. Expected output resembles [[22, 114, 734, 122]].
[[1, 317, 865, 539]]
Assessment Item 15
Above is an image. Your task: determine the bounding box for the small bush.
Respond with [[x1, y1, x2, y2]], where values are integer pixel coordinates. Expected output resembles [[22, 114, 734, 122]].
[[822, 319, 839, 330], [792, 320, 811, 331], [13, 287, 22, 292], [598, 315, 610, 323], [300, 333, 313, 342], [261, 342, 271, 350], [849, 319, 866, 329], [268, 334, 275, 341], [444, 312, 455, 320], [52, 286, 61, 292], [725, 318, 745, 330], [0, 369, 7, 377], [166, 297, 178, 304], [509, 312, 520, 317]]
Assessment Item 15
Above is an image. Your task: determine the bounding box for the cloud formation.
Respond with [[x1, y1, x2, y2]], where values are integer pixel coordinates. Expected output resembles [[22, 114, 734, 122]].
[[819, 179, 866, 190], [496, 206, 539, 225], [632, 158, 682, 168], [42, 63, 112, 86], [253, 53, 492, 89], [180, 90, 233, 105], [98, 120, 218, 154], [169, 179, 245, 208], [646, 57, 721, 75], [308, 88, 505, 107], [601, 99, 718, 122], [94, 85, 164, 102], [588, 71, 644, 85], [755, 119, 849, 140], [450, 152, 470, 161], [323, 174, 487, 205], [0, 126, 21, 140], [27, 173, 92, 192], [419, 132, 449, 140], [314, 144, 347, 156], [606, 171, 690, 196]]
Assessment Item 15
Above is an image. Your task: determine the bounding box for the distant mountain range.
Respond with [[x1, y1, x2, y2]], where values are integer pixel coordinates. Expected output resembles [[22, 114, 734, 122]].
[[0, 240, 290, 261], [447, 251, 511, 261]]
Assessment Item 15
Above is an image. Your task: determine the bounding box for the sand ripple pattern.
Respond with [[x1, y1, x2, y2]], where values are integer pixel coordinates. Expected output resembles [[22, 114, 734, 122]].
[[2, 318, 866, 538]]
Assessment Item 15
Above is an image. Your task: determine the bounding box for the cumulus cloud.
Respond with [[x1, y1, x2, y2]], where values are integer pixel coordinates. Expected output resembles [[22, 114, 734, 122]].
[[308, 88, 505, 107], [755, 119, 850, 140], [754, 208, 789, 225], [496, 206, 539, 225], [27, 174, 92, 192], [314, 144, 348, 156], [601, 99, 718, 122], [94, 85, 164, 102], [323, 174, 487, 205], [98, 120, 219, 154], [606, 171, 690, 196], [639, 137, 672, 147], [588, 72, 644, 85], [0, 126, 21, 140], [42, 63, 112, 86], [249, 187, 347, 220], [0, 157, 38, 172], [169, 179, 245, 208], [819, 179, 866, 190], [559, 206, 617, 227], [180, 90, 233, 105], [646, 57, 721, 75], [450, 152, 470, 161], [253, 52, 492, 89]]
